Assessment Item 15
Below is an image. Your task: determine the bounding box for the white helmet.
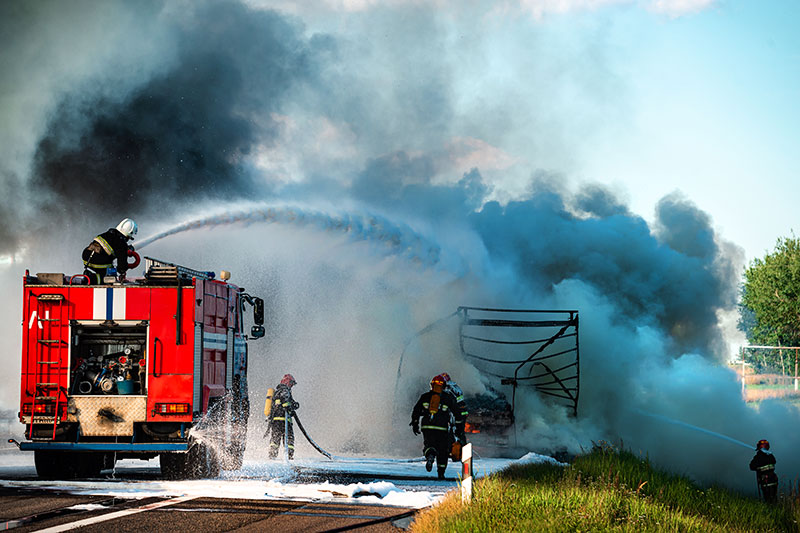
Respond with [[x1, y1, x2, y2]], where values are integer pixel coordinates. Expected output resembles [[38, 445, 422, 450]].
[[116, 218, 138, 239]]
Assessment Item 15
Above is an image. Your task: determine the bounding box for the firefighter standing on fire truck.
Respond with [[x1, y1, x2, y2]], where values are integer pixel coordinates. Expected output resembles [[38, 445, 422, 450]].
[[266, 374, 299, 460], [82, 218, 138, 284], [750, 439, 778, 502], [441, 372, 468, 445], [411, 375, 457, 479]]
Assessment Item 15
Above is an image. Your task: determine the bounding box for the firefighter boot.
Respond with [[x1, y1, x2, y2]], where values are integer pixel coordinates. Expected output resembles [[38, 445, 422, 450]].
[[425, 450, 435, 472], [437, 466, 446, 480]]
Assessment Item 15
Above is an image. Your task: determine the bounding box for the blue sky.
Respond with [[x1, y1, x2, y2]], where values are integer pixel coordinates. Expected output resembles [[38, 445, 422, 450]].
[[578, 1, 800, 262]]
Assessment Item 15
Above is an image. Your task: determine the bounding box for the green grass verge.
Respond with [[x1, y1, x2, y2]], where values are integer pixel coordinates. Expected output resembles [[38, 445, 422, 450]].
[[412, 444, 798, 532]]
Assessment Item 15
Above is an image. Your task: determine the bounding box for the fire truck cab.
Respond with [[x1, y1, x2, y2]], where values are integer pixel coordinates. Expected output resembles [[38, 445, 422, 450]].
[[16, 257, 265, 479]]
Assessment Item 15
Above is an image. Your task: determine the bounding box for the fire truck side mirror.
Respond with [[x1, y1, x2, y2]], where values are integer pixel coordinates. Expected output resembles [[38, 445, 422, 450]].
[[253, 297, 264, 325], [250, 325, 265, 339]]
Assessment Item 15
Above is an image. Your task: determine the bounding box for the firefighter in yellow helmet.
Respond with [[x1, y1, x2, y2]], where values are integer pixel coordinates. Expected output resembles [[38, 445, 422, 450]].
[[749, 439, 778, 502], [410, 374, 457, 479], [82, 218, 138, 284]]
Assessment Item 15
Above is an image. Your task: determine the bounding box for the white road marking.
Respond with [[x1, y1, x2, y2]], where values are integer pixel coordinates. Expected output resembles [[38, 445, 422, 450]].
[[32, 495, 198, 532]]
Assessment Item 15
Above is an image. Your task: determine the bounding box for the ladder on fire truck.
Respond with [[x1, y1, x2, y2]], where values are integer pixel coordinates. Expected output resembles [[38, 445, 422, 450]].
[[28, 292, 69, 440]]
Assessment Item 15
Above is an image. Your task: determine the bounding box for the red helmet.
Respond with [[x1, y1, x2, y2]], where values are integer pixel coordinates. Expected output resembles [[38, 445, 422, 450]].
[[756, 439, 770, 451], [430, 374, 446, 388], [281, 374, 296, 387], [441, 372, 451, 382]]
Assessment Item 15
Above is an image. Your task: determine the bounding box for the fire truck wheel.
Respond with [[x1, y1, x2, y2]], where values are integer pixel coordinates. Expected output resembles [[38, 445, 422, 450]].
[[188, 441, 220, 479], [34, 451, 102, 479], [34, 450, 62, 479], [160, 452, 188, 480], [160, 442, 220, 479]]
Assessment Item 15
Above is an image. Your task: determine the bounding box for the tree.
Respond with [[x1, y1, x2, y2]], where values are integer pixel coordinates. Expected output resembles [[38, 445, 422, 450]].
[[740, 236, 800, 358]]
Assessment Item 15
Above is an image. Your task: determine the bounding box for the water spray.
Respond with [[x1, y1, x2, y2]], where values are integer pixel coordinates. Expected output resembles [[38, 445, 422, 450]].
[[136, 204, 442, 267], [635, 410, 753, 451]]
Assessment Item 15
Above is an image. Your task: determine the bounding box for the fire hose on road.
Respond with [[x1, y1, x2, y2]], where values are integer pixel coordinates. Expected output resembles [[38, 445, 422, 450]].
[[283, 411, 423, 464], [292, 411, 332, 459]]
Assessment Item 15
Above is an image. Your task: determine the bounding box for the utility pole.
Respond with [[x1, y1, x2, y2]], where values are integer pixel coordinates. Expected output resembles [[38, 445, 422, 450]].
[[741, 347, 746, 397]]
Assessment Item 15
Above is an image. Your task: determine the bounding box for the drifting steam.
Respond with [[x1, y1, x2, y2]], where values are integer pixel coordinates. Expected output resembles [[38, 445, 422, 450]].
[[1, 0, 796, 494]]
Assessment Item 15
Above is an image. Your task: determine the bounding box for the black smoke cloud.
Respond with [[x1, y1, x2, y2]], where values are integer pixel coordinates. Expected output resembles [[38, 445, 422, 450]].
[[25, 1, 332, 235], [468, 185, 738, 360]]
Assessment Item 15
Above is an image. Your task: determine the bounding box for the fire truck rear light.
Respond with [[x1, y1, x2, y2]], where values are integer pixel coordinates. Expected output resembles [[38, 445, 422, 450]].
[[23, 403, 54, 415], [35, 404, 54, 415], [154, 403, 190, 415]]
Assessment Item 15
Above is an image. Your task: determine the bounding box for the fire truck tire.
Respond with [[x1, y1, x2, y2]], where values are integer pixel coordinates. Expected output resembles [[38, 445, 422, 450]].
[[159, 452, 186, 480], [183, 441, 219, 478], [160, 442, 219, 479], [34, 451, 103, 479], [34, 450, 62, 479]]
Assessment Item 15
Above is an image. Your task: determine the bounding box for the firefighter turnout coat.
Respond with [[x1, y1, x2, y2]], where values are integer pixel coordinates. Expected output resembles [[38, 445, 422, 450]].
[[267, 383, 299, 459], [411, 389, 458, 477], [411, 389, 457, 434], [82, 228, 131, 278], [750, 450, 778, 502]]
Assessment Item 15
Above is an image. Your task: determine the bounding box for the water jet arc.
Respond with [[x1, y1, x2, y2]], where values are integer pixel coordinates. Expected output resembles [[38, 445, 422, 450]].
[[136, 205, 442, 266], [635, 410, 753, 450]]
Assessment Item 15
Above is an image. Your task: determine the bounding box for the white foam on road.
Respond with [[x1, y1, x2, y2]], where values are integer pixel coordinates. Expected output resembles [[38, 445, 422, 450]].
[[0, 452, 560, 508], [0, 475, 440, 508]]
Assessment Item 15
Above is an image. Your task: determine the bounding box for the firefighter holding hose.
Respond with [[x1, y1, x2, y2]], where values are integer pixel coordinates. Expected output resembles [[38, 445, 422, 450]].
[[750, 439, 778, 502], [265, 374, 299, 460], [411, 374, 457, 479], [82, 218, 138, 284]]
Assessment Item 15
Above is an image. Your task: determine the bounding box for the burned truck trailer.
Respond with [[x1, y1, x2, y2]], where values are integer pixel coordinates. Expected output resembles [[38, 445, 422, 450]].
[[15, 257, 265, 479]]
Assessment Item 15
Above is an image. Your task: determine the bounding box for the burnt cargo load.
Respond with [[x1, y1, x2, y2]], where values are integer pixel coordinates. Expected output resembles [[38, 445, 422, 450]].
[[16, 257, 265, 479], [463, 391, 514, 448]]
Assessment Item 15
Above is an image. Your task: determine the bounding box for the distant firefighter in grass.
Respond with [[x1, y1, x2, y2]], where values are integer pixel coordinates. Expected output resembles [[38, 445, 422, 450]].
[[410, 374, 457, 479], [265, 374, 299, 460], [750, 439, 778, 503]]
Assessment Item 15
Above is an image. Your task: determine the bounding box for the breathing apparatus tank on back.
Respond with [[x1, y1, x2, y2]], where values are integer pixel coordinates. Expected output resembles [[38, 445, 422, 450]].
[[429, 375, 445, 416], [264, 388, 275, 417]]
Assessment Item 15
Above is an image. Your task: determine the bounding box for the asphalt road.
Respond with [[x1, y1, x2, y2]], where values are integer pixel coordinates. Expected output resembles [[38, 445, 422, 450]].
[[0, 487, 417, 532]]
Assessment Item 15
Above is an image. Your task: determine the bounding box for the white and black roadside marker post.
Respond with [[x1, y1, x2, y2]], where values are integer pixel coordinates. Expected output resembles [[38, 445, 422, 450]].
[[461, 443, 473, 503]]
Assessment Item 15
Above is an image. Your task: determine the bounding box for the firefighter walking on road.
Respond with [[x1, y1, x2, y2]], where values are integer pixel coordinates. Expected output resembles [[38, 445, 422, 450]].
[[750, 439, 778, 503], [265, 374, 299, 460], [411, 375, 457, 479], [82, 218, 138, 284]]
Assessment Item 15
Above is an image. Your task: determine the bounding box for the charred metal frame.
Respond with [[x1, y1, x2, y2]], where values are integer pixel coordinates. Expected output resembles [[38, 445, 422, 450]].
[[458, 307, 580, 418]]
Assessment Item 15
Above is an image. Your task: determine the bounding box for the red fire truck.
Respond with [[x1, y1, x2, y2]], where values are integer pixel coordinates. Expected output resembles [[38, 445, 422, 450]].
[[13, 257, 265, 479]]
